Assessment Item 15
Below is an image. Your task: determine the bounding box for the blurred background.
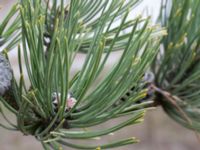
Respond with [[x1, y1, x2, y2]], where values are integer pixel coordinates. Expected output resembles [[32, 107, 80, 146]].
[[0, 0, 199, 150]]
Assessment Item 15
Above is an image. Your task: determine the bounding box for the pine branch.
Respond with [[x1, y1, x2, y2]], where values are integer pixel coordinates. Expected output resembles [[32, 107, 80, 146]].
[[154, 0, 200, 131], [0, 0, 165, 149]]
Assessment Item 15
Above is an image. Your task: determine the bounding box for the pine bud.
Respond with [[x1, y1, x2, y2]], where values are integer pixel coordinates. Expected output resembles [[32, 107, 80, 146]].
[[52, 91, 77, 110], [0, 54, 12, 96]]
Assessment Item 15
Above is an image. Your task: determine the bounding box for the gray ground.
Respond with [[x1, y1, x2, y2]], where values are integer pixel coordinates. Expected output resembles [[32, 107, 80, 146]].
[[0, 108, 199, 150]]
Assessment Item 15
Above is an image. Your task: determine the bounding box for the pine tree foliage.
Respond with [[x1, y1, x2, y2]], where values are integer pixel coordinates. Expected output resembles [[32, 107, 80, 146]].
[[0, 0, 165, 149], [154, 0, 200, 131]]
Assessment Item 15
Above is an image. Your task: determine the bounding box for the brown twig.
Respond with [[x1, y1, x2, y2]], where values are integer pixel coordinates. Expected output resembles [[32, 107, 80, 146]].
[[151, 84, 200, 143]]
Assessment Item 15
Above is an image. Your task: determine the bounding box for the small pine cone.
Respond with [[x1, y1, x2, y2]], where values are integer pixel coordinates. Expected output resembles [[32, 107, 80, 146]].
[[0, 54, 13, 96]]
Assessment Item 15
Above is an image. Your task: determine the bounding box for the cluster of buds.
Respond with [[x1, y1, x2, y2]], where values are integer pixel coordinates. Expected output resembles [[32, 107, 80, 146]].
[[143, 71, 155, 84], [0, 54, 12, 96], [52, 92, 77, 111], [143, 71, 155, 97]]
